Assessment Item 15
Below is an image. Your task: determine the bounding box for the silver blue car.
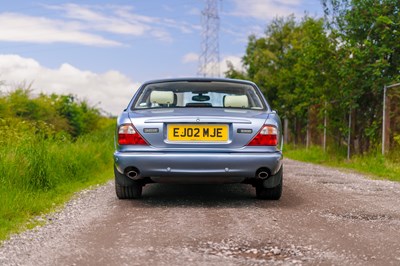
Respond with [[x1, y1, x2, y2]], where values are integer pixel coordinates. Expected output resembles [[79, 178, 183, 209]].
[[114, 78, 283, 199]]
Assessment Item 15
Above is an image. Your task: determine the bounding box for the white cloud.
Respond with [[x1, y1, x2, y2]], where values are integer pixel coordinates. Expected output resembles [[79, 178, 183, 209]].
[[0, 13, 121, 46], [220, 55, 245, 75], [0, 55, 140, 115], [0, 3, 198, 46], [44, 3, 197, 43], [231, 0, 302, 20], [49, 4, 156, 36], [182, 53, 199, 63]]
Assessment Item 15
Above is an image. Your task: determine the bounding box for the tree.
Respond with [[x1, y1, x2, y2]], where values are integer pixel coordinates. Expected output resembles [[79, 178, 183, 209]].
[[226, 16, 337, 146], [323, 0, 400, 152], [0, 88, 102, 139], [55, 95, 101, 137]]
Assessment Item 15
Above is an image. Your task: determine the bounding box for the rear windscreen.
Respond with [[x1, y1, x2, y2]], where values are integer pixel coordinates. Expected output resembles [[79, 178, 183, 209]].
[[132, 81, 266, 110]]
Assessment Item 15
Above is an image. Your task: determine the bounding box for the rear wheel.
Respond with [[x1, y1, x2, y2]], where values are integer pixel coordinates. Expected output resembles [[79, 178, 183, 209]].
[[114, 165, 143, 199], [255, 167, 283, 200], [115, 181, 142, 199]]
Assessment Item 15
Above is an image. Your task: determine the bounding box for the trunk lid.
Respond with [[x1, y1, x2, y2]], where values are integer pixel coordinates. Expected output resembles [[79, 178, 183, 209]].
[[128, 108, 268, 149]]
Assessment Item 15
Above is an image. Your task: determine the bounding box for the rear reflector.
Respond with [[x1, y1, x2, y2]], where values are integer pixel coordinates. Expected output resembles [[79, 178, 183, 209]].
[[247, 125, 278, 146], [118, 124, 148, 145]]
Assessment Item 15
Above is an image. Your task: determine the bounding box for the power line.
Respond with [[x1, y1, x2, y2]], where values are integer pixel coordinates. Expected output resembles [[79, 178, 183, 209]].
[[197, 0, 220, 77]]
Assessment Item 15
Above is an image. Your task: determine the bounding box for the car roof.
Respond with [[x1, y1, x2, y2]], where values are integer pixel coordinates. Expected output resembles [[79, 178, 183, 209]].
[[141, 77, 257, 87]]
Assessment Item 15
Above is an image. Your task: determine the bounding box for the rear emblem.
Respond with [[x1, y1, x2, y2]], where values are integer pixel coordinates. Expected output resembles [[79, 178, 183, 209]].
[[196, 118, 200, 122], [143, 128, 159, 133], [237, 128, 253, 134]]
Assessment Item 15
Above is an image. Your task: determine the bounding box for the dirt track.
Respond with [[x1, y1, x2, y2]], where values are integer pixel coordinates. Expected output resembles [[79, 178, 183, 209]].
[[1, 159, 400, 265]]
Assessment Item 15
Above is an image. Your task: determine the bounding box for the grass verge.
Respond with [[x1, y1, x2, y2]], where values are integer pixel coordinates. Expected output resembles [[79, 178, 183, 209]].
[[285, 145, 400, 182], [0, 120, 115, 241]]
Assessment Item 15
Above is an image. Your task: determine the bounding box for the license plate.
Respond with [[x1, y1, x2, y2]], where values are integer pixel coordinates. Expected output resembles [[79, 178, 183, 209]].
[[168, 124, 228, 142]]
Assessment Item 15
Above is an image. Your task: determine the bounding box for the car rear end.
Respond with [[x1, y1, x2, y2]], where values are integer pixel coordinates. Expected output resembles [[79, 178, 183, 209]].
[[114, 78, 283, 199]]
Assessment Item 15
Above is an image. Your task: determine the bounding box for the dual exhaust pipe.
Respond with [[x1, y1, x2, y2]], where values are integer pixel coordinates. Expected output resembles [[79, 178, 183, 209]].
[[125, 167, 269, 180]]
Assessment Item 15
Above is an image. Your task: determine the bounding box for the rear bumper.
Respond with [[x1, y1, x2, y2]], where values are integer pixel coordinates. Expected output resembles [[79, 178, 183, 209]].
[[114, 151, 283, 183]]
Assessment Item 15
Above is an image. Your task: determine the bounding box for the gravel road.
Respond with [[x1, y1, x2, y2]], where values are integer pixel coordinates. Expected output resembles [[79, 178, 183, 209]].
[[1, 159, 400, 265]]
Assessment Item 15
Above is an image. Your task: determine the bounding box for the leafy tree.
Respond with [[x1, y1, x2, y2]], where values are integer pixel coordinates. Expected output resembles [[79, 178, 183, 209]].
[[323, 0, 400, 152], [55, 94, 101, 137], [227, 16, 336, 145], [0, 87, 102, 139], [227, 1, 400, 154]]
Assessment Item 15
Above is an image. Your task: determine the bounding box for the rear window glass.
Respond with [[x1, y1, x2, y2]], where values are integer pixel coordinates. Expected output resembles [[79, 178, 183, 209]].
[[132, 81, 265, 110]]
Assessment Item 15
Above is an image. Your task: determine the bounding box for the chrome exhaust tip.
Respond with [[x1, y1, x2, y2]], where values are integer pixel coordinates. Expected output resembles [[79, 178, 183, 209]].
[[256, 168, 270, 180], [257, 171, 269, 179], [125, 167, 140, 180], [126, 171, 138, 179]]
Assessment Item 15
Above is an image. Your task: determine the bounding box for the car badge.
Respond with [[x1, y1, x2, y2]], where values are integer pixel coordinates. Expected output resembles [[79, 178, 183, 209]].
[[143, 128, 159, 133]]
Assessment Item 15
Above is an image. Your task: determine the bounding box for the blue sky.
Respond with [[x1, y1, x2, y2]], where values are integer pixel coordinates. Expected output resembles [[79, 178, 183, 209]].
[[0, 0, 324, 114]]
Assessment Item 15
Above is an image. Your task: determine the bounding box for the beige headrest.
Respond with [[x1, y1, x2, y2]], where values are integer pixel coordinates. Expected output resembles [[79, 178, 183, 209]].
[[224, 95, 249, 108], [150, 91, 174, 105]]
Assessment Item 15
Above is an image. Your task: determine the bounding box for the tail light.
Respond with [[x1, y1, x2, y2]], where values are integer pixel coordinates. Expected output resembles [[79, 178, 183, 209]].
[[247, 125, 278, 146], [118, 124, 148, 145]]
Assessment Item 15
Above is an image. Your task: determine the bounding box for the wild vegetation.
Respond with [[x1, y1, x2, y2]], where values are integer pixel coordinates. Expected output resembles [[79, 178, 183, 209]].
[[284, 145, 400, 182], [0, 88, 114, 240], [226, 0, 400, 156]]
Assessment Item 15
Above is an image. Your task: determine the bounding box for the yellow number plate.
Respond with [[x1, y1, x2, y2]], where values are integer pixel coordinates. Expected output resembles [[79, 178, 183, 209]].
[[168, 124, 228, 142]]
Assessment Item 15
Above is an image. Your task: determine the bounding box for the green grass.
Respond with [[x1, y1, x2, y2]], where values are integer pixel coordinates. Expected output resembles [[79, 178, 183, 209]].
[[0, 120, 115, 241], [285, 145, 400, 182]]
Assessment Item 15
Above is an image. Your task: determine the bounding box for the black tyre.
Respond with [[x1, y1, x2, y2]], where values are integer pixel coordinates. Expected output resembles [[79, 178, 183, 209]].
[[114, 165, 143, 199], [256, 167, 283, 200], [115, 181, 142, 199]]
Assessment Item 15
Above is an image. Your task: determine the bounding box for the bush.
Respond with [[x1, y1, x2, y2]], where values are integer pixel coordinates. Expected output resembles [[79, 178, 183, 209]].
[[0, 87, 115, 240]]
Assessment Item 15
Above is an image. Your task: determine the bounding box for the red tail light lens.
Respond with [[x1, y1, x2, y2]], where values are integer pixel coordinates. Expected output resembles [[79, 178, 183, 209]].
[[118, 124, 148, 145], [247, 125, 278, 146]]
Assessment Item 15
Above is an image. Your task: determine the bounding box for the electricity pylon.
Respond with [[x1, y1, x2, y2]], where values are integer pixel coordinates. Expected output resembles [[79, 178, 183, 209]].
[[197, 0, 220, 77]]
